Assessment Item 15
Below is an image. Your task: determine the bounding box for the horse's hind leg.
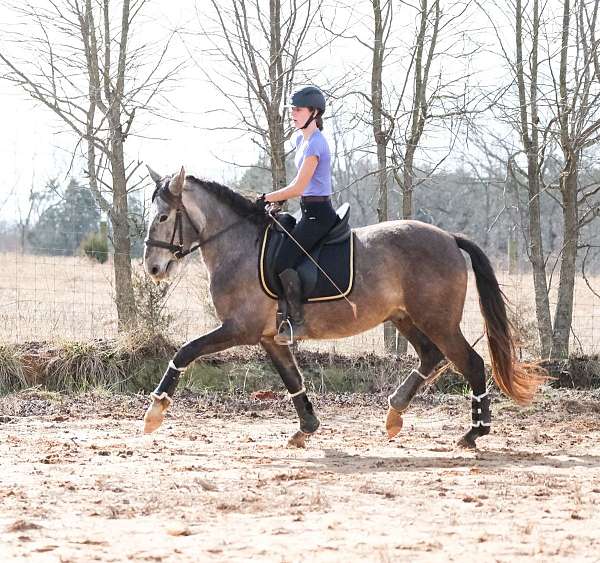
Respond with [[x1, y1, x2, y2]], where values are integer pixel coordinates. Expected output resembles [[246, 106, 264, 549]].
[[428, 328, 490, 449], [386, 318, 445, 437], [260, 337, 320, 448]]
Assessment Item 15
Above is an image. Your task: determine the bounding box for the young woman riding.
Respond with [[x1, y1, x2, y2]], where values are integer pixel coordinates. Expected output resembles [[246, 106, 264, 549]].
[[258, 86, 336, 346]]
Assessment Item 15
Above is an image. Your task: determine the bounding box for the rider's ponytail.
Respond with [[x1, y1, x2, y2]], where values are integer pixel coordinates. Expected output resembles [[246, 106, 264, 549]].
[[308, 107, 324, 130]]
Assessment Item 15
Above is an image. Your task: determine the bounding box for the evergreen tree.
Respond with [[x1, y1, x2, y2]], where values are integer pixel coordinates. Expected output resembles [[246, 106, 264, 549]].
[[29, 178, 100, 256]]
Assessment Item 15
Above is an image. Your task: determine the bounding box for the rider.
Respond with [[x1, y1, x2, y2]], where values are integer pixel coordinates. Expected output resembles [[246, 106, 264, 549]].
[[259, 86, 337, 345]]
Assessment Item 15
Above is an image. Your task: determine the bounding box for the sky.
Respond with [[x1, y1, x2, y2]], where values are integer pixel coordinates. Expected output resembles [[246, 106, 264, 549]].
[[0, 0, 251, 219], [0, 0, 513, 221]]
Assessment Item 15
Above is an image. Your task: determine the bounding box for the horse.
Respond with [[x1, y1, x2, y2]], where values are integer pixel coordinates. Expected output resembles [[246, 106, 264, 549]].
[[142, 167, 546, 449]]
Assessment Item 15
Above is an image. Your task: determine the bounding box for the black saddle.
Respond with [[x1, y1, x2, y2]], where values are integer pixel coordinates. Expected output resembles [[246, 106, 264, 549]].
[[259, 202, 355, 302]]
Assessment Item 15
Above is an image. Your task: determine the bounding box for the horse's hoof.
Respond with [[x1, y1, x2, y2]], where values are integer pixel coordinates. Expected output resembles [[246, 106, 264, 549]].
[[143, 393, 172, 434], [385, 407, 404, 439], [287, 430, 308, 448], [456, 435, 477, 450]]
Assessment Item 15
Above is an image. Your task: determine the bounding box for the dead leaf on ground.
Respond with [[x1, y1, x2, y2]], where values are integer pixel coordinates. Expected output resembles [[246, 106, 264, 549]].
[[196, 478, 218, 491], [250, 390, 279, 401], [33, 545, 58, 552], [6, 520, 42, 533], [167, 526, 192, 536]]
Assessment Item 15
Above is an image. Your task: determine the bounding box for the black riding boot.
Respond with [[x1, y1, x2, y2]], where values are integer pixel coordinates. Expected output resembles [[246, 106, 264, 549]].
[[275, 268, 306, 345]]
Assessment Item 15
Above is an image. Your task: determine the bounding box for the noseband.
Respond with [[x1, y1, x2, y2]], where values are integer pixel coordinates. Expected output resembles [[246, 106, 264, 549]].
[[144, 184, 202, 260]]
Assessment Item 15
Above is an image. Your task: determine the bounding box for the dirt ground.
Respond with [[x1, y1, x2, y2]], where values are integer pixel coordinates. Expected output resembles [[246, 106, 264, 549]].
[[1, 388, 600, 562]]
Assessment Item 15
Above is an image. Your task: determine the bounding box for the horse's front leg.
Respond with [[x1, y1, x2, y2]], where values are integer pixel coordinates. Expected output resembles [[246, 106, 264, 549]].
[[143, 322, 241, 433], [260, 336, 320, 447]]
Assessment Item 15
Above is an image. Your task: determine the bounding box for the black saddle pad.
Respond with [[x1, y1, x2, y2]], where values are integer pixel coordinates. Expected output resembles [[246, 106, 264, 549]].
[[259, 222, 355, 302]]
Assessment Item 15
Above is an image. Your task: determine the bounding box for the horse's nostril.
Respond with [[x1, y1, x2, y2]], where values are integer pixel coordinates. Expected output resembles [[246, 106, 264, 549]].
[[151, 265, 160, 276]]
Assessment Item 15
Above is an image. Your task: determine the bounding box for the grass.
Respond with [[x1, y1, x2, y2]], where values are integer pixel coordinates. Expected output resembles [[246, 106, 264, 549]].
[[0, 334, 598, 396], [0, 343, 26, 393]]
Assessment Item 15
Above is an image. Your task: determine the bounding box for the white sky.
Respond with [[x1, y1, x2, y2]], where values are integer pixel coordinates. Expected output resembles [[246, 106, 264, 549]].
[[0, 0, 518, 220]]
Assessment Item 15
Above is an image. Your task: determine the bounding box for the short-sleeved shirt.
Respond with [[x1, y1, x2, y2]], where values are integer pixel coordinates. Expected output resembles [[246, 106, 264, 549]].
[[293, 130, 332, 197]]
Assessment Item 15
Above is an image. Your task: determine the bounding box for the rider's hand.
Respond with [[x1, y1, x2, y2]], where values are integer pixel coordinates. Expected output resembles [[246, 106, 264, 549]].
[[255, 193, 268, 213], [266, 202, 283, 214]]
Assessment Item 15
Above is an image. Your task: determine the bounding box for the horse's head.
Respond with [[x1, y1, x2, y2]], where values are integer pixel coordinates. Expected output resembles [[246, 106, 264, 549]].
[[144, 165, 201, 282]]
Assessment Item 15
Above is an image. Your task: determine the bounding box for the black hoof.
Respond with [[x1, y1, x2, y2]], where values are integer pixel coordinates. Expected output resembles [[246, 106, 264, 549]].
[[300, 413, 320, 434], [457, 426, 490, 449], [457, 434, 477, 449]]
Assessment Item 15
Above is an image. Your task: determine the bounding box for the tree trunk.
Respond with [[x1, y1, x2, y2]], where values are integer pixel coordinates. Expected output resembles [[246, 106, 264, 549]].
[[515, 0, 553, 357], [269, 0, 287, 192], [526, 155, 553, 356], [110, 121, 137, 329], [395, 147, 417, 355], [269, 116, 287, 191], [371, 0, 397, 354], [551, 157, 578, 357], [402, 149, 416, 220], [112, 210, 137, 330], [551, 0, 576, 358]]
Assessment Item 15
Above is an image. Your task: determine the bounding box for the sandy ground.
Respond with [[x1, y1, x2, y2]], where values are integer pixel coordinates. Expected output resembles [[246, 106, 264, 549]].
[[1, 389, 600, 562]]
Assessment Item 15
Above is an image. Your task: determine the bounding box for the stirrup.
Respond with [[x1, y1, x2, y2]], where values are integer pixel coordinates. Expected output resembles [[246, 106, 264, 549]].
[[275, 319, 294, 345]]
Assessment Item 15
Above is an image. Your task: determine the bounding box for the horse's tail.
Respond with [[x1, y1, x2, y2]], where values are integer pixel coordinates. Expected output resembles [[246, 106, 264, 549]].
[[454, 234, 547, 404]]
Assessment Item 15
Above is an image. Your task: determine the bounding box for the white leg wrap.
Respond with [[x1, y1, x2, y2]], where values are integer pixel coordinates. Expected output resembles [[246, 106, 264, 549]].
[[288, 387, 306, 398], [471, 421, 491, 427], [169, 360, 187, 372]]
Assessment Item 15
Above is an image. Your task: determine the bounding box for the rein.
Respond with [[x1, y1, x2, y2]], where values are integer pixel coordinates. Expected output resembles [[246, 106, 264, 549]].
[[144, 185, 246, 260]]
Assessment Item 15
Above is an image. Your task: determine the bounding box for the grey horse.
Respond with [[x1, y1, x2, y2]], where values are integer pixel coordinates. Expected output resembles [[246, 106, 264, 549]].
[[142, 167, 546, 448]]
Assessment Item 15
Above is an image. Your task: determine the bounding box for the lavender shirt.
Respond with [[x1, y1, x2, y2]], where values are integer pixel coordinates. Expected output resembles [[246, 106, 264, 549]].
[[294, 130, 332, 197]]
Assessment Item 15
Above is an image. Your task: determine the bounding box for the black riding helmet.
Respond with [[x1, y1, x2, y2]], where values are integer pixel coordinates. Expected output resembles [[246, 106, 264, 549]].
[[287, 86, 326, 129]]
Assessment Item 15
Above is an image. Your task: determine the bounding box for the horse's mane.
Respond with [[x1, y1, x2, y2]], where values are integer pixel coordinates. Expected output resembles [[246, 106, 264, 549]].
[[187, 176, 269, 225]]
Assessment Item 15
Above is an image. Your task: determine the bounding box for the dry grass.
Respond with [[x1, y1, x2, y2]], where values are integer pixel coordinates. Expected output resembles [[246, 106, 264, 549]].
[[0, 252, 599, 357], [0, 342, 26, 393]]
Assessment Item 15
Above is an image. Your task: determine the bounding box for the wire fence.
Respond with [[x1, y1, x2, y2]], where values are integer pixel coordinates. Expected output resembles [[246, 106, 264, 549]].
[[1, 248, 599, 358]]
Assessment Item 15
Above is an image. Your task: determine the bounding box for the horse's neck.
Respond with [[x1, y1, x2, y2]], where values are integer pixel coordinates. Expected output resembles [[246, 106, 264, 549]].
[[192, 192, 260, 275]]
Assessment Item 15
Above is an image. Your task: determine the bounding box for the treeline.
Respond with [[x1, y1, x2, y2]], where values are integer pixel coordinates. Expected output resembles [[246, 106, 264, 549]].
[[1, 177, 145, 259], [236, 157, 600, 274]]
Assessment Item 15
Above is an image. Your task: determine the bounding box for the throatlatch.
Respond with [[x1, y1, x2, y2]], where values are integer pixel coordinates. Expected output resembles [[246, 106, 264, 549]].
[[471, 391, 491, 429], [151, 360, 187, 404]]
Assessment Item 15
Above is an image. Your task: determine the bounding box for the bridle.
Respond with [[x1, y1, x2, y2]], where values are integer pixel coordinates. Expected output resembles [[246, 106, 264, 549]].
[[144, 182, 202, 260], [144, 181, 249, 259]]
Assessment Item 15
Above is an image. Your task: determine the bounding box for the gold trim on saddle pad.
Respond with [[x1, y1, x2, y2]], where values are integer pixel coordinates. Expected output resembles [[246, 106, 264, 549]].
[[259, 225, 355, 302]]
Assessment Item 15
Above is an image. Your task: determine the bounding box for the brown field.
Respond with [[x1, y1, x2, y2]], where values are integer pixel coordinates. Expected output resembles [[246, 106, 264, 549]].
[[1, 388, 600, 562], [0, 252, 599, 356]]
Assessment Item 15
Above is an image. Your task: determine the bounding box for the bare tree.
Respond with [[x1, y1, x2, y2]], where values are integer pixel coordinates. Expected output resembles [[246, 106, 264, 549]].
[[481, 0, 600, 358], [191, 0, 329, 193], [551, 0, 600, 356], [0, 0, 181, 329], [327, 0, 482, 353], [393, 0, 441, 220], [389, 0, 485, 222], [473, 0, 554, 355]]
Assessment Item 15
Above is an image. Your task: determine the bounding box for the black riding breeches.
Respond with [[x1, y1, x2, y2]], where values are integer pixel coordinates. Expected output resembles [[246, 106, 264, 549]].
[[274, 200, 338, 274]]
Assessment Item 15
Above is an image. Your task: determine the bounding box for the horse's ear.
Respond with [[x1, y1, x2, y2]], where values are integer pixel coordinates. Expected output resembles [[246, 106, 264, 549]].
[[170, 166, 186, 196], [146, 165, 163, 184]]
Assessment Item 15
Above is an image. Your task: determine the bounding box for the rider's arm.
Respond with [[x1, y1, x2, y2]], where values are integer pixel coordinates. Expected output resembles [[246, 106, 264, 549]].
[[264, 156, 318, 202]]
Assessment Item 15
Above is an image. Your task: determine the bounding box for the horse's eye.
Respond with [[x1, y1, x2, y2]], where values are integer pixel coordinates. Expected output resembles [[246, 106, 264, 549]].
[[158, 214, 169, 223]]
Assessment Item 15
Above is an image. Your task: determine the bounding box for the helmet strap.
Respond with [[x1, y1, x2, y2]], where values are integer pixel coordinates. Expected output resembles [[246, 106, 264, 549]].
[[300, 110, 317, 130]]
